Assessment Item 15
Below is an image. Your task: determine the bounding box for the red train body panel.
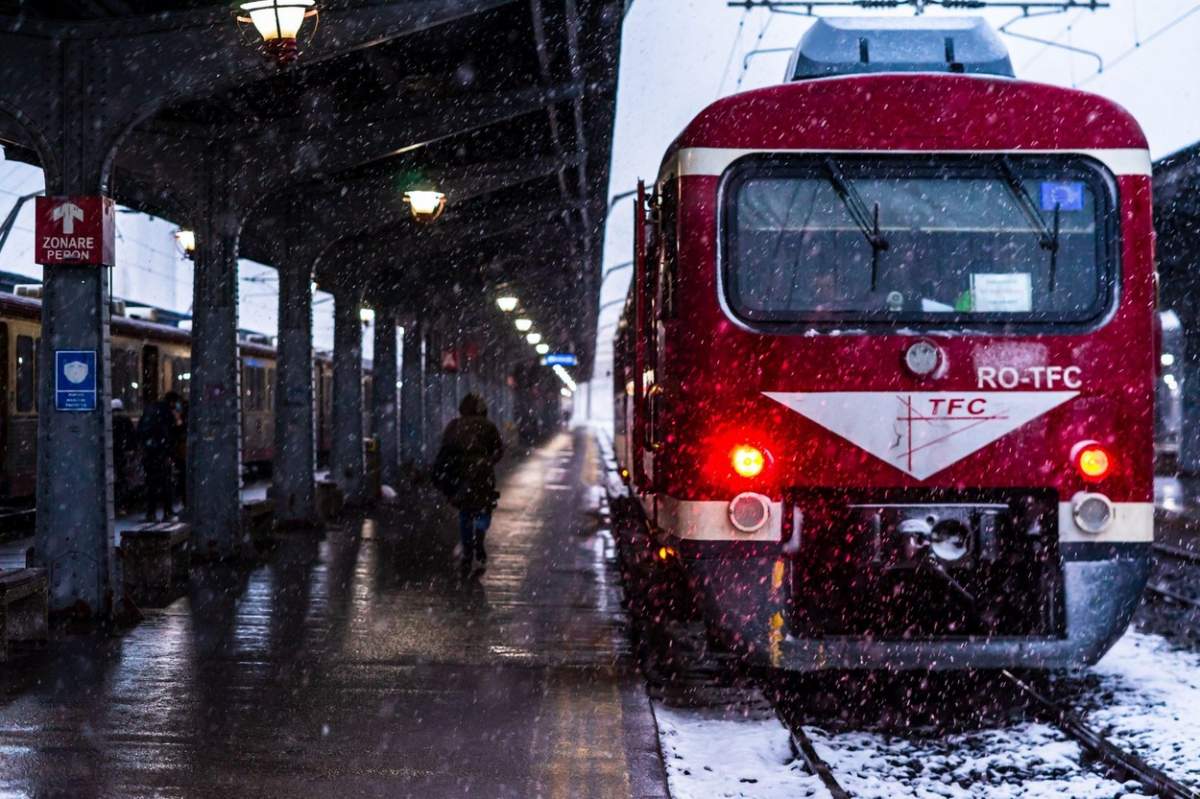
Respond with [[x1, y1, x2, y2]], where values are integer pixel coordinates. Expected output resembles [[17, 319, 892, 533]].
[[615, 68, 1155, 671]]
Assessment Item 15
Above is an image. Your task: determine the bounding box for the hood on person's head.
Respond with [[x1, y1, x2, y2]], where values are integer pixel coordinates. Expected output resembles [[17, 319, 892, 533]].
[[459, 393, 488, 417]]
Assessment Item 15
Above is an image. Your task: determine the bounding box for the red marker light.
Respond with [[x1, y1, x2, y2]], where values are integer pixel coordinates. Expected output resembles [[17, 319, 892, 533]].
[[1072, 441, 1113, 481], [731, 445, 766, 478]]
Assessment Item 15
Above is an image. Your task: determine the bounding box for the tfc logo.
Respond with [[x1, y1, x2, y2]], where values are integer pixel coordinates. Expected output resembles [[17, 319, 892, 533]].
[[765, 390, 1079, 480]]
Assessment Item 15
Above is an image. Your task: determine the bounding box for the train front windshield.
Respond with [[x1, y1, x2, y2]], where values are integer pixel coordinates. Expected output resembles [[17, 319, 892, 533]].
[[722, 154, 1117, 327]]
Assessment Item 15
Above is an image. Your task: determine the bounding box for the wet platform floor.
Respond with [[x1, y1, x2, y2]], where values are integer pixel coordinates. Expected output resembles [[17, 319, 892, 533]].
[[0, 431, 667, 798]]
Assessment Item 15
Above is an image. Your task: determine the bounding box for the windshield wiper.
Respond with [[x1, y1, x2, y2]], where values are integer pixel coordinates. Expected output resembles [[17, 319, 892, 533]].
[[995, 156, 1062, 290], [823, 158, 889, 291]]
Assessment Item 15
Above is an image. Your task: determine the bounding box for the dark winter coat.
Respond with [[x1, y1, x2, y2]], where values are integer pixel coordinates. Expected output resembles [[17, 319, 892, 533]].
[[433, 395, 503, 513], [137, 399, 174, 458]]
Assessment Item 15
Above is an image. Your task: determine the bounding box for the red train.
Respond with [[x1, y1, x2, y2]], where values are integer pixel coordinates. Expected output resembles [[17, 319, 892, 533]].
[[0, 289, 368, 502], [614, 18, 1155, 670]]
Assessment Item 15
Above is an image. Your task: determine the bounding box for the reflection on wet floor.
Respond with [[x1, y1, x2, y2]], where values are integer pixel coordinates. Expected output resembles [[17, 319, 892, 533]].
[[0, 431, 667, 798]]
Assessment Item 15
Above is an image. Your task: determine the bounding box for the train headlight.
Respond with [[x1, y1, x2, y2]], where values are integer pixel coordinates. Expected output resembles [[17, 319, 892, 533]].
[[1072, 492, 1114, 534], [731, 445, 765, 478], [1072, 440, 1113, 482], [729, 492, 771, 533]]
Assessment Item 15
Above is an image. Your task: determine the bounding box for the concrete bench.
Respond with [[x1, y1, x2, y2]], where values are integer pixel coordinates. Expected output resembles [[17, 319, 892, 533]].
[[316, 479, 343, 522], [0, 568, 48, 660], [121, 522, 191, 602], [241, 498, 275, 544]]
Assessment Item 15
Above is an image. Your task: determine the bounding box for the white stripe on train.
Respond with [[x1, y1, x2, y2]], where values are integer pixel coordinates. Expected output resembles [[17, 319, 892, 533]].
[[665, 147, 1152, 180]]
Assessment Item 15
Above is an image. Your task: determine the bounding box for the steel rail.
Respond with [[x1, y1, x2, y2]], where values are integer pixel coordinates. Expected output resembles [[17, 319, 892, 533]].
[[1002, 670, 1200, 799], [772, 698, 853, 799], [1155, 542, 1200, 565], [1145, 582, 1200, 610]]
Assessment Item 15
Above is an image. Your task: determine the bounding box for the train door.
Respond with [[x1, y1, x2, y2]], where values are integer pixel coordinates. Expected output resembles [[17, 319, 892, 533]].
[[141, 345, 159, 406], [632, 179, 655, 503]]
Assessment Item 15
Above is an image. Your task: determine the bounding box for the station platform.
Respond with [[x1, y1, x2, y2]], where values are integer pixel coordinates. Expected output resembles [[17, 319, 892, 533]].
[[0, 431, 668, 798]]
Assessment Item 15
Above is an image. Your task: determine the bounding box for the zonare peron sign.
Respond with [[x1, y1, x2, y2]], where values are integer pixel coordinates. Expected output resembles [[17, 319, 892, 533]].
[[35, 196, 115, 266]]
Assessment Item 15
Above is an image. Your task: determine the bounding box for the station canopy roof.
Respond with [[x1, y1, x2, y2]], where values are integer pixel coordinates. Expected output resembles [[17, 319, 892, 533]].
[[0, 0, 623, 374]]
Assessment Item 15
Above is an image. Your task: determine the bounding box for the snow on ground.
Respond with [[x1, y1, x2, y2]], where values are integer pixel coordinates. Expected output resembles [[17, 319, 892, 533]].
[[653, 631, 1200, 798], [807, 723, 1147, 799], [652, 704, 829, 798], [1085, 630, 1200, 787]]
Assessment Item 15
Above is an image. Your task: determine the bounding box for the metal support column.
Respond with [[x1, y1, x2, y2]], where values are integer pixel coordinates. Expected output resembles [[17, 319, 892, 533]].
[[372, 309, 399, 487], [188, 164, 243, 557], [34, 175, 114, 616], [423, 326, 443, 463], [400, 320, 424, 465], [272, 259, 317, 526], [31, 41, 117, 616], [332, 282, 366, 504]]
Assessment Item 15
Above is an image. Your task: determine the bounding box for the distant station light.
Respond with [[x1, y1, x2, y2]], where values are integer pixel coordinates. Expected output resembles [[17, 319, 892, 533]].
[[535, 343, 550, 355], [560, 387, 572, 398], [403, 190, 446, 223], [515, 317, 533, 333], [526, 332, 543, 346], [175, 229, 196, 260], [237, 0, 317, 65], [496, 295, 519, 313], [359, 307, 375, 325]]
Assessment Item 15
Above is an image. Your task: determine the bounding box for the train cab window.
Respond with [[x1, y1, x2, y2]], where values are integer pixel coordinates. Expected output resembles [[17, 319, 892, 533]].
[[659, 181, 679, 320], [15, 335, 34, 413], [721, 154, 1116, 329]]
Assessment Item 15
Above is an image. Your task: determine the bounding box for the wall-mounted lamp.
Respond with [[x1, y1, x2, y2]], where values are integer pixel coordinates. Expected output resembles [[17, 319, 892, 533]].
[[175, 229, 196, 260]]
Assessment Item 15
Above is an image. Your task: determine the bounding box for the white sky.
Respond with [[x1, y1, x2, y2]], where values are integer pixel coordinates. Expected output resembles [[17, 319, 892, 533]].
[[582, 0, 1200, 420]]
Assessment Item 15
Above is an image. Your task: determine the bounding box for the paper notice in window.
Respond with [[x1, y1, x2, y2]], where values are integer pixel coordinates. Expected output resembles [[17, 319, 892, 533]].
[[970, 273, 1033, 312]]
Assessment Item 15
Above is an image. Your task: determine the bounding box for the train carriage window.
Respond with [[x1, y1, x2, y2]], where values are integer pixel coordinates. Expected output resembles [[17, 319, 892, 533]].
[[243, 364, 266, 412], [721, 154, 1117, 330], [112, 347, 141, 412], [15, 335, 34, 413], [172, 357, 191, 398]]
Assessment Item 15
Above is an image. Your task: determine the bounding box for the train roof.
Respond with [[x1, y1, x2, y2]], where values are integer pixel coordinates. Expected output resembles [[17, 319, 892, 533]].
[[787, 17, 1014, 81], [661, 73, 1147, 178], [0, 291, 279, 358]]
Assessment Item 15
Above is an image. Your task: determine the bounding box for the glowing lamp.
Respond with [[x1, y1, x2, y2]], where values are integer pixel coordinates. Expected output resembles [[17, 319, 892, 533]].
[[403, 190, 446, 223], [359, 307, 375, 325], [175, 229, 196, 259], [526, 332, 543, 345], [1072, 440, 1112, 481], [237, 0, 317, 64], [731, 445, 765, 479], [496, 295, 519, 313], [560, 387, 572, 398], [535, 343, 549, 355], [515, 317, 533, 333]]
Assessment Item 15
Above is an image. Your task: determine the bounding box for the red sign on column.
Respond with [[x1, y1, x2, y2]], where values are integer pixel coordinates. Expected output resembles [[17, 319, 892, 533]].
[[34, 196, 116, 266]]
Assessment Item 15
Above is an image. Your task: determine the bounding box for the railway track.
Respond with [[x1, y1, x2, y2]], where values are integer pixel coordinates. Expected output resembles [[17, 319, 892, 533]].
[[1147, 542, 1200, 610], [770, 671, 1200, 799]]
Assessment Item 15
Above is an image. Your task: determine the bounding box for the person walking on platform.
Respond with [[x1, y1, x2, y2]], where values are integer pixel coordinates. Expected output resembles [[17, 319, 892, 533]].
[[433, 393, 504, 578], [170, 397, 188, 509], [138, 391, 181, 522]]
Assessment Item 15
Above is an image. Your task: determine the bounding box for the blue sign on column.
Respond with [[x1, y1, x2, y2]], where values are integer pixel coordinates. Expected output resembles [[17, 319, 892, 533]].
[[55, 350, 97, 412]]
